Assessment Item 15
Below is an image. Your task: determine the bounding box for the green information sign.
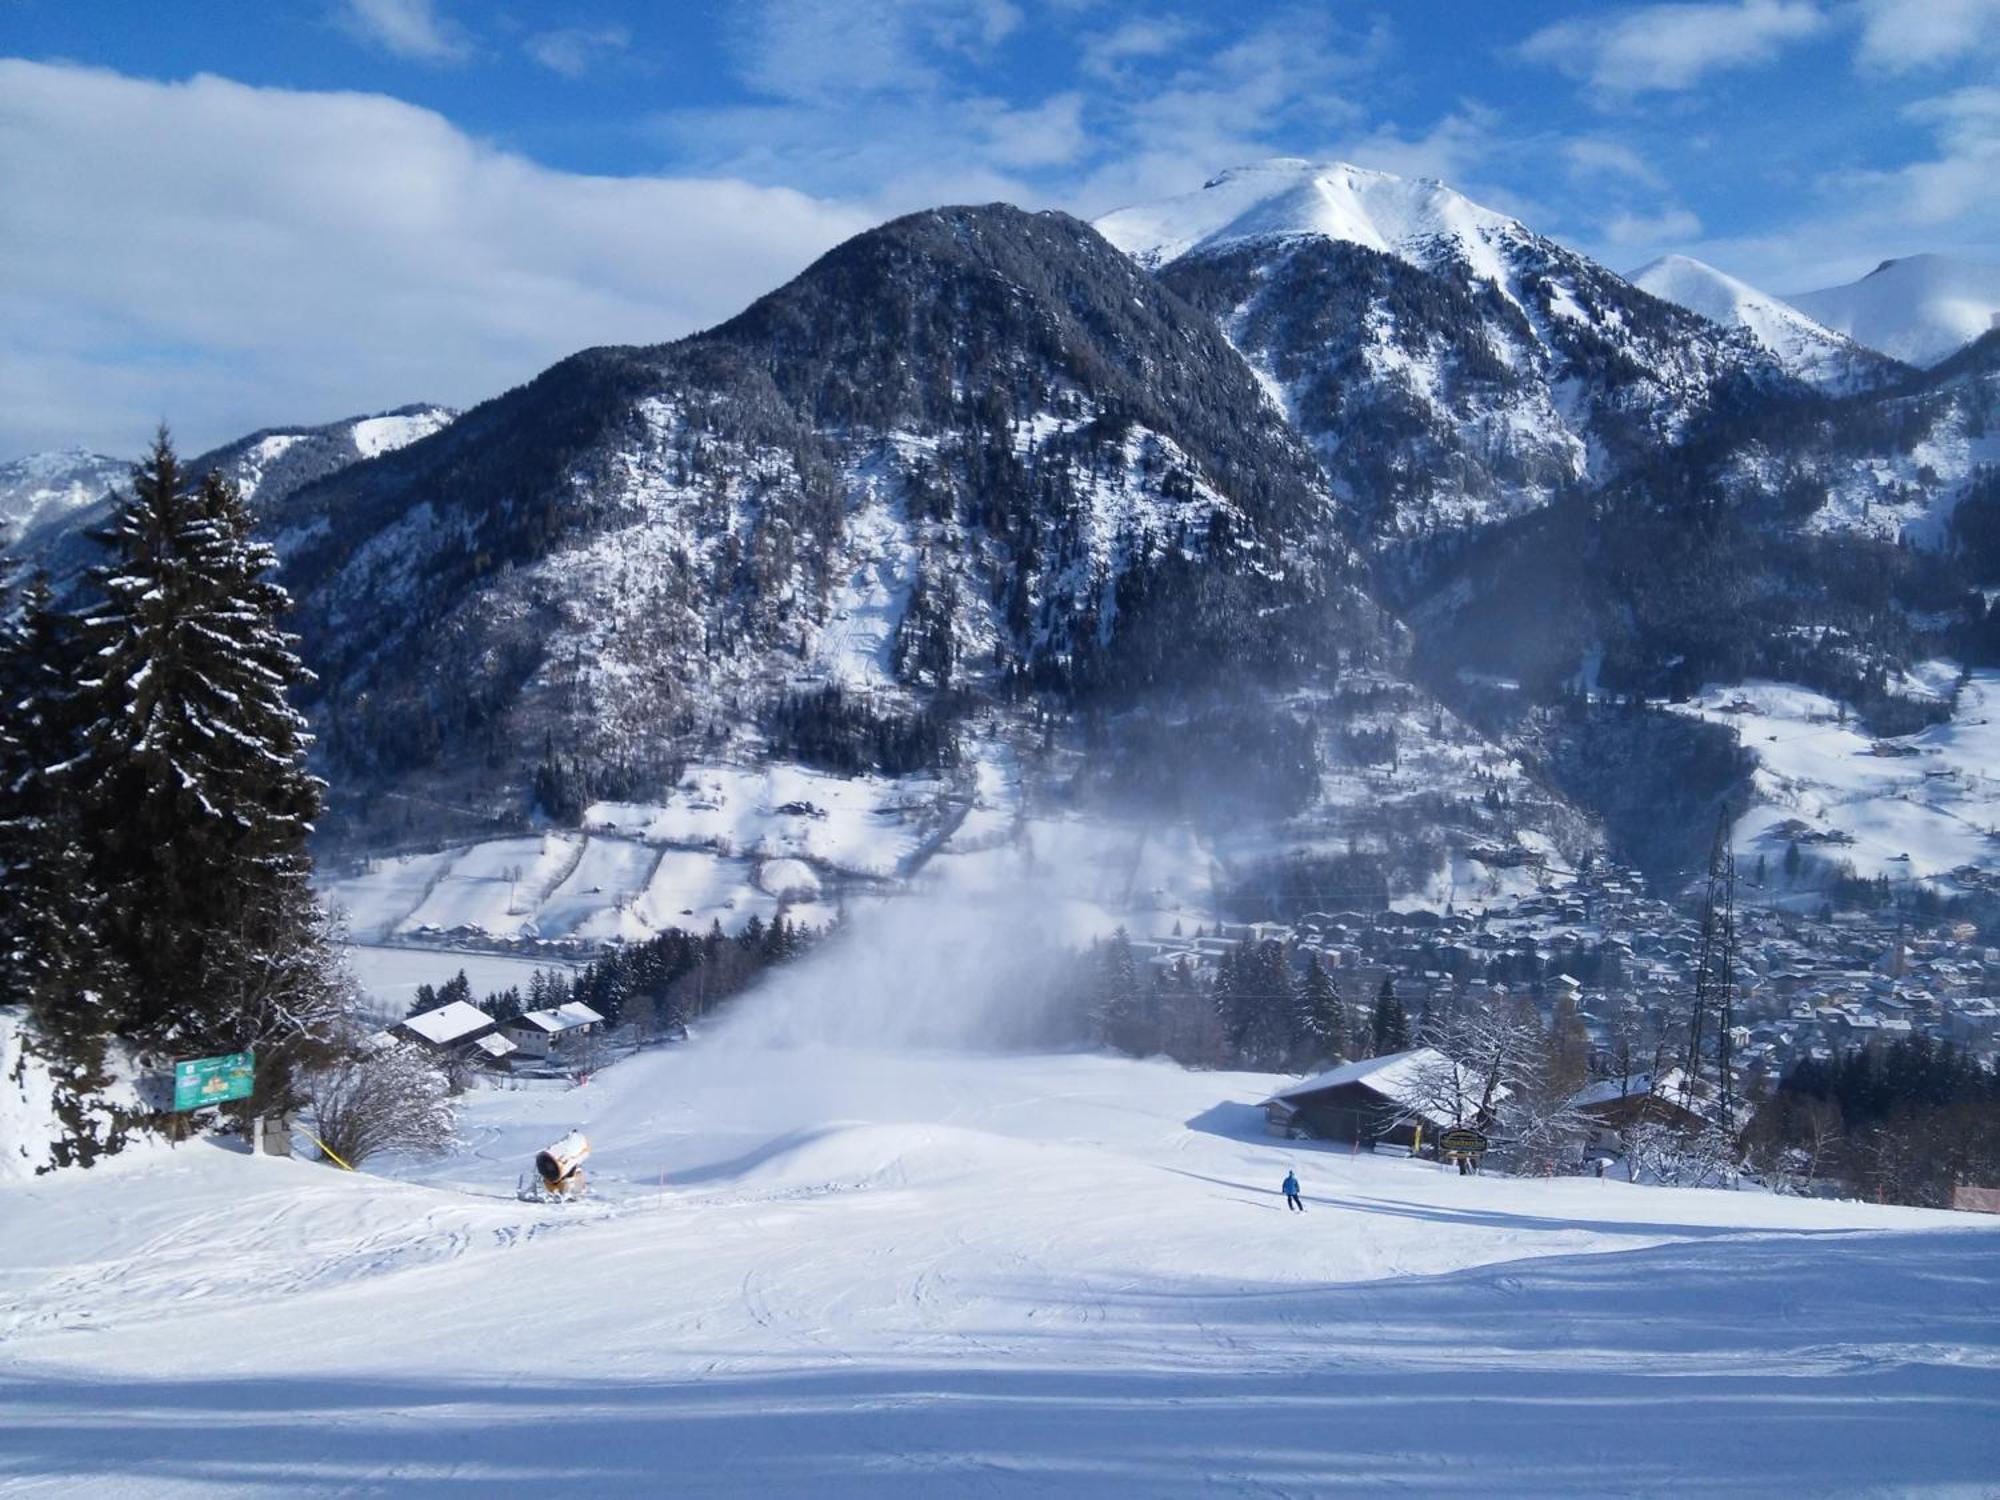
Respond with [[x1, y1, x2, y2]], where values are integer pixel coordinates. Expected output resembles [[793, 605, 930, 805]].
[[172, 1051, 255, 1112]]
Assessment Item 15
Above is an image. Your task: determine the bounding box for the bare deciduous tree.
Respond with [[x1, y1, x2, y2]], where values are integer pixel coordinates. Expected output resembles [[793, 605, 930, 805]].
[[1625, 1118, 1737, 1188], [305, 1038, 457, 1168], [1405, 997, 1591, 1173]]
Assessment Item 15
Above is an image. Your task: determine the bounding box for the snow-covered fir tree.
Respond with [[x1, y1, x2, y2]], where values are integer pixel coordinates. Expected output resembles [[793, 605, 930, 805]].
[[0, 571, 124, 1068], [1370, 978, 1410, 1055], [26, 432, 344, 1089], [1293, 953, 1345, 1066]]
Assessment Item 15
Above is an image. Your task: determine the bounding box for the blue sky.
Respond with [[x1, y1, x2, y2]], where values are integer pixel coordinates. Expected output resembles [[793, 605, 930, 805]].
[[2, 0, 1995, 455]]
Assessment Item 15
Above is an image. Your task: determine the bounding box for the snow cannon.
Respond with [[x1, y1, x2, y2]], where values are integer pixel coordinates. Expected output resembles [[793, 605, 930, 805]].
[[528, 1130, 590, 1201]]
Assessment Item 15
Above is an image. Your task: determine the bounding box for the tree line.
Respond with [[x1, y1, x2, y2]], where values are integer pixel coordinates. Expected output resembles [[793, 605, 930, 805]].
[[432, 914, 818, 1044], [1748, 1035, 2000, 1207]]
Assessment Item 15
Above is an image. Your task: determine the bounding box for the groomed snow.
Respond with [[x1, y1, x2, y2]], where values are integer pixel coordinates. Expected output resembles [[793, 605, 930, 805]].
[[1, 1034, 1993, 1496]]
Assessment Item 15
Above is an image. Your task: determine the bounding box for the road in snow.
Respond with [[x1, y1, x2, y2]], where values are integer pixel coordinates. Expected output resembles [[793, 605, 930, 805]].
[[2, 1038, 1996, 1496]]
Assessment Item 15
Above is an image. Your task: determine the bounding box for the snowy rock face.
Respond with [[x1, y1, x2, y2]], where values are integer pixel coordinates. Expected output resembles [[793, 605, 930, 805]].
[[1101, 161, 1798, 551], [1630, 254, 1902, 393], [1097, 159, 1525, 279], [1098, 164, 2000, 712], [193, 403, 457, 508], [273, 205, 1399, 838], [1790, 254, 2000, 368], [2, 405, 456, 577], [0, 449, 126, 547]]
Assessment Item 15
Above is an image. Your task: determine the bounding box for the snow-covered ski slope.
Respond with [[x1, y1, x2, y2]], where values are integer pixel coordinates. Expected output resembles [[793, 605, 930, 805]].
[[3, 1040, 1995, 1494]]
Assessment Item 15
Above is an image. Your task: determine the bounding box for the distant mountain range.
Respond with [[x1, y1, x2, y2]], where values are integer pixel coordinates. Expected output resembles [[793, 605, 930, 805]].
[[1629, 254, 1898, 393], [1631, 249, 2000, 375], [1, 405, 455, 575], [6, 162, 1998, 902]]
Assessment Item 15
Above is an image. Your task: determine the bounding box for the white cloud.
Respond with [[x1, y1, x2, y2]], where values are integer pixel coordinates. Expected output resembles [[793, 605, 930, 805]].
[[524, 25, 631, 80], [1602, 204, 1704, 245], [1843, 86, 2000, 226], [1080, 16, 1198, 78], [975, 92, 1088, 170], [1650, 86, 2000, 290], [733, 0, 1022, 104], [1561, 137, 1666, 189], [1335, 107, 1507, 190], [1854, 0, 1999, 72], [335, 0, 468, 63], [1061, 18, 1383, 215], [1518, 0, 1826, 97], [0, 61, 874, 457]]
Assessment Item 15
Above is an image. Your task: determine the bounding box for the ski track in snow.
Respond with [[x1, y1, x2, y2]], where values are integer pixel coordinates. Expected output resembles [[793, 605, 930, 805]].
[[2, 1046, 1997, 1496]]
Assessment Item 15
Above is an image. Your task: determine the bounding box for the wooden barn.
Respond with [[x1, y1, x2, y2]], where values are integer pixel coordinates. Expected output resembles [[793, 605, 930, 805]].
[[1568, 1068, 1741, 1152], [1264, 1048, 1489, 1151]]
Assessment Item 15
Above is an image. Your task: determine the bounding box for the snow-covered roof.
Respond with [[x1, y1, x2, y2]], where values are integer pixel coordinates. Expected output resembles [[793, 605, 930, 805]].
[[1570, 1068, 1688, 1111], [398, 1000, 496, 1046], [1274, 1048, 1447, 1104], [512, 1000, 605, 1035], [472, 1033, 518, 1058], [1569, 1068, 1748, 1130]]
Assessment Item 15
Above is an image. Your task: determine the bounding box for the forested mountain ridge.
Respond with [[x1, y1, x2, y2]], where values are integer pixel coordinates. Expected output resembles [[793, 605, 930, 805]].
[[1096, 161, 2000, 882], [260, 204, 1470, 851], [12, 173, 1994, 896]]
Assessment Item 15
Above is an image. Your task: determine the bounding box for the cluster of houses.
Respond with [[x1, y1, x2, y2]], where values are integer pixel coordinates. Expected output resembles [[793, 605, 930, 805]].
[[1136, 860, 2000, 1092], [1261, 1046, 1729, 1164], [377, 997, 608, 1075]]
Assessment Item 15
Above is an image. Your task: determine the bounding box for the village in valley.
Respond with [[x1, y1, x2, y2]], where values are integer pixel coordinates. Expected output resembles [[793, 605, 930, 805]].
[[366, 828, 2000, 1207]]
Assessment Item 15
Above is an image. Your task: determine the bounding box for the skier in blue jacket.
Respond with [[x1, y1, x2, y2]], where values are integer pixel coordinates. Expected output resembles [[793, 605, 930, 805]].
[[1282, 1170, 1304, 1211]]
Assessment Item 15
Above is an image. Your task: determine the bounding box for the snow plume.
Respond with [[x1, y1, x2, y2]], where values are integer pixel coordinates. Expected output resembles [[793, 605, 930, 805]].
[[711, 886, 1084, 1054]]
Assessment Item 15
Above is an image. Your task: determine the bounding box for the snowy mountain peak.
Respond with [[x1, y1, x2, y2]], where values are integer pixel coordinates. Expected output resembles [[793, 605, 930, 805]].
[[1790, 252, 2000, 367], [1095, 158, 1525, 285], [0, 447, 126, 545], [1629, 253, 1898, 392]]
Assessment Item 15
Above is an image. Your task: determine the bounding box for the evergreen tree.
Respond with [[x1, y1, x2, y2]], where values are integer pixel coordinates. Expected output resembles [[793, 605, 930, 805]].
[[436, 970, 473, 1009], [407, 983, 440, 1018], [0, 573, 123, 1063], [1293, 953, 1345, 1065], [1371, 977, 1410, 1054], [1095, 927, 1145, 1051], [1220, 940, 1292, 1068], [1212, 945, 1245, 1057], [485, 985, 526, 1025], [60, 433, 337, 1074]]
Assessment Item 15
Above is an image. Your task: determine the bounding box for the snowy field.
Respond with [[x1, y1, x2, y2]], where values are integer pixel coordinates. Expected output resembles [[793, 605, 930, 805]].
[[2, 1029, 1995, 1493], [1672, 668, 2000, 887], [321, 763, 953, 951]]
